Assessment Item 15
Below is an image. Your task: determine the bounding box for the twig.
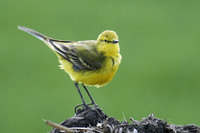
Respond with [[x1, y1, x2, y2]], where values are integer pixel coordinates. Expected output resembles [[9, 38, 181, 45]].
[[43, 119, 74, 133]]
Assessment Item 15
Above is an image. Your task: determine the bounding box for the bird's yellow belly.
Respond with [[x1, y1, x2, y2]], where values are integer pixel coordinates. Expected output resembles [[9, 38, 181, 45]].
[[59, 57, 120, 87], [74, 68, 117, 87]]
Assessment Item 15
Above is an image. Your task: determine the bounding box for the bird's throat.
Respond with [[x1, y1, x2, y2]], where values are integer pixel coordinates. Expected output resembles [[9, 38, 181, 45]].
[[97, 44, 120, 57]]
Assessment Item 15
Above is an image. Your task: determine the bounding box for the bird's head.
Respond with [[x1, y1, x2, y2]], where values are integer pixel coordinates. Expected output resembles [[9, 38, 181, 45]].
[[97, 30, 120, 57], [97, 30, 119, 44]]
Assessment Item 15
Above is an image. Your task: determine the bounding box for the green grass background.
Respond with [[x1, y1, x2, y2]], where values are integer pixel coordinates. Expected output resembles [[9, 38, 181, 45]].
[[1, 0, 200, 132]]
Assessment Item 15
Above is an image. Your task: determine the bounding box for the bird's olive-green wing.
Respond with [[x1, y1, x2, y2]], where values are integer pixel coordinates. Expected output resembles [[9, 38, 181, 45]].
[[49, 39, 105, 71]]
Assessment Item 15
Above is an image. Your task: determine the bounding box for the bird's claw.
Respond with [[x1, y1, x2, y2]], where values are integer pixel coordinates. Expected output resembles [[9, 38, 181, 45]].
[[75, 103, 98, 113]]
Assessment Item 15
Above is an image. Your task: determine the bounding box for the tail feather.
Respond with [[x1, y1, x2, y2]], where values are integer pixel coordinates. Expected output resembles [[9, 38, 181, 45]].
[[18, 26, 48, 42]]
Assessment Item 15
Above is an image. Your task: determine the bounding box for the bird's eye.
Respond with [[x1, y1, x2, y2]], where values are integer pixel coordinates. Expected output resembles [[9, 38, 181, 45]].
[[104, 39, 107, 42]]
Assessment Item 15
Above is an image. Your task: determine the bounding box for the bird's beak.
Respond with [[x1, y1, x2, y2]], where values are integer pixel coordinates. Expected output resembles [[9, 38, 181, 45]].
[[112, 40, 119, 44]]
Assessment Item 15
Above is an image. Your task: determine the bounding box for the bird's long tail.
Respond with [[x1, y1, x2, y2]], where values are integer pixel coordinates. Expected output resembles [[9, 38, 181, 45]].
[[18, 26, 48, 42], [18, 25, 72, 60]]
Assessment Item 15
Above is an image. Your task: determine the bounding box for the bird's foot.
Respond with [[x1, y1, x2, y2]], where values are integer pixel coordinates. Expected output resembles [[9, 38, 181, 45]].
[[75, 103, 98, 113]]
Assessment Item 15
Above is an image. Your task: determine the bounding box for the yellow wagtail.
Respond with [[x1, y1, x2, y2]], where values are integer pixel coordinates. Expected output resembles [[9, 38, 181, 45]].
[[18, 26, 122, 110]]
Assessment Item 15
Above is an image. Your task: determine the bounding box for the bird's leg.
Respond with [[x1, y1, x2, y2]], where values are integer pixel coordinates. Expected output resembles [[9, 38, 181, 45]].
[[74, 82, 88, 110], [82, 84, 98, 107]]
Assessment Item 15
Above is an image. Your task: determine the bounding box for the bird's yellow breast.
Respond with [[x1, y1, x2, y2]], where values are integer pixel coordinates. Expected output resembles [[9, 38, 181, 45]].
[[59, 54, 121, 87]]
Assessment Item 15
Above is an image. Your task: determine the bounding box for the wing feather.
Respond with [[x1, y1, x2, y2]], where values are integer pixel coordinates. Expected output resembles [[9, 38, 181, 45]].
[[48, 40, 105, 71]]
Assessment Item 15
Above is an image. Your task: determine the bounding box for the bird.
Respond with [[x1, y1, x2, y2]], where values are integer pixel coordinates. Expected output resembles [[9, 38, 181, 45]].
[[18, 26, 122, 111]]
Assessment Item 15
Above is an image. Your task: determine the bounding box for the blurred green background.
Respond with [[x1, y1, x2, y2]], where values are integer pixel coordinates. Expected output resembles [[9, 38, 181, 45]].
[[1, 0, 200, 132]]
